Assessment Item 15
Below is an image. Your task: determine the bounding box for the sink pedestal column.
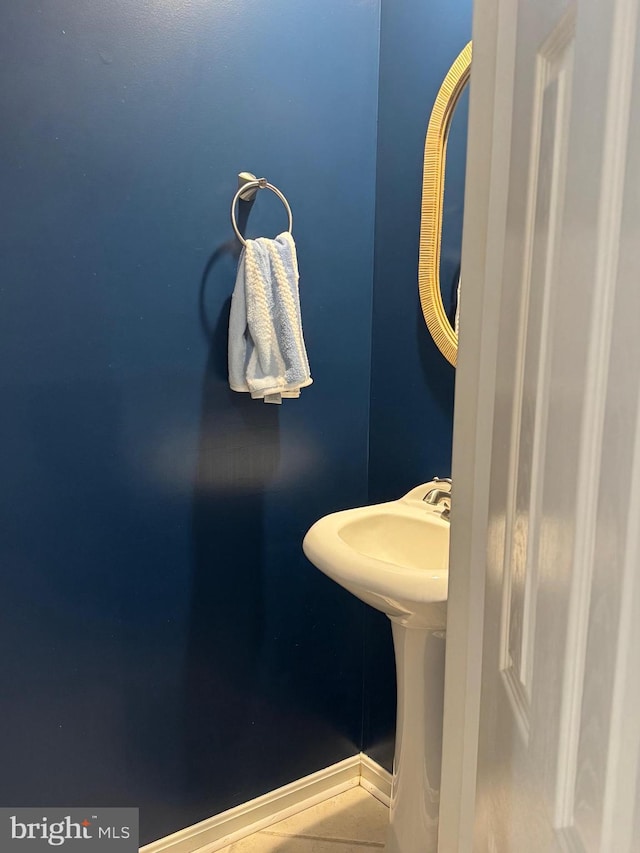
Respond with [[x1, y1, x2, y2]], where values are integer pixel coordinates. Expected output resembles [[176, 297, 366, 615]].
[[385, 619, 446, 853]]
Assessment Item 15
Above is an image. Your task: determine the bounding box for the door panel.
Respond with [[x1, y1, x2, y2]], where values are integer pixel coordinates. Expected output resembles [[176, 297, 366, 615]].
[[472, 0, 640, 850], [500, 9, 575, 742]]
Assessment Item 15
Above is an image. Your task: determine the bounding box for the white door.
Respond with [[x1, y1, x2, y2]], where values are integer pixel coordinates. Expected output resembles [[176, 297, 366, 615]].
[[440, 0, 640, 850]]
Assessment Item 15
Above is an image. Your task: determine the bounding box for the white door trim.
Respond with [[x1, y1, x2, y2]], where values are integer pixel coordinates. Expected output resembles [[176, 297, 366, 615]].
[[437, 0, 518, 849]]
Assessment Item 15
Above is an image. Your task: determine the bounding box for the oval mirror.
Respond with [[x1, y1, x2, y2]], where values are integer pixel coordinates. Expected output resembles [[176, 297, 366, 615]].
[[418, 42, 472, 367]]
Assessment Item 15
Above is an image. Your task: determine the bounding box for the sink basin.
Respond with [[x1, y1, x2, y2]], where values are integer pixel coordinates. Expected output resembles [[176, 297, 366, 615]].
[[303, 483, 450, 629], [303, 481, 452, 853]]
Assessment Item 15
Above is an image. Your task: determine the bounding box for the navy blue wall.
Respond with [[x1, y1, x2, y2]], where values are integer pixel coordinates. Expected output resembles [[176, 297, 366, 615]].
[[0, 0, 379, 844], [364, 0, 472, 769]]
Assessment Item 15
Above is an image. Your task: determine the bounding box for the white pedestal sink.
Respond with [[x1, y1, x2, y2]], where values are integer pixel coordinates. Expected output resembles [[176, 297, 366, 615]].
[[303, 482, 450, 853]]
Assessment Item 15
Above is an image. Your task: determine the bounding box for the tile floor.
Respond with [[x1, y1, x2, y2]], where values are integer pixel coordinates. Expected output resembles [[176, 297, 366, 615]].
[[219, 786, 389, 853]]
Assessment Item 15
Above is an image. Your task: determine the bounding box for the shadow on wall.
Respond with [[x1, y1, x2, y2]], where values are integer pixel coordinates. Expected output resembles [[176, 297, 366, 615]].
[[184, 202, 282, 805], [416, 303, 455, 430]]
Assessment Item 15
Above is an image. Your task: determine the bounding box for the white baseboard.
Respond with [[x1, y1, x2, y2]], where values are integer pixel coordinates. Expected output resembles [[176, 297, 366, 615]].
[[359, 753, 392, 807], [140, 753, 392, 853]]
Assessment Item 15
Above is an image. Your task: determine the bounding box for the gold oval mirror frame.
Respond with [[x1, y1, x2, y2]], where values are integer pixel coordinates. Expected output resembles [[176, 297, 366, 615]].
[[418, 42, 472, 367]]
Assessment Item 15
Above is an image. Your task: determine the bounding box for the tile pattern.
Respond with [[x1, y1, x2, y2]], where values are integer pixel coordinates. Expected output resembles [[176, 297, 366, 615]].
[[221, 787, 389, 853]]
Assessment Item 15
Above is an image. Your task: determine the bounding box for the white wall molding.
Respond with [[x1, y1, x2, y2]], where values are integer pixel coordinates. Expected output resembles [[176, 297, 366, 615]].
[[140, 753, 391, 853], [359, 753, 392, 807]]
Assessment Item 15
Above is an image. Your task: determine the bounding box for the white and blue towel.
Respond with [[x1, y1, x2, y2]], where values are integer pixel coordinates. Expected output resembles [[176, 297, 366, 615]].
[[228, 232, 312, 404]]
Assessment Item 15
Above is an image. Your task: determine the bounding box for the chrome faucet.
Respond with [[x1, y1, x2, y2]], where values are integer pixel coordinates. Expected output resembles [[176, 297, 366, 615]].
[[423, 477, 452, 521]]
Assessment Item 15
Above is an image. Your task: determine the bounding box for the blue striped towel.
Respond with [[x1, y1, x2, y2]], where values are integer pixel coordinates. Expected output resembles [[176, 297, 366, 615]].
[[228, 232, 312, 404]]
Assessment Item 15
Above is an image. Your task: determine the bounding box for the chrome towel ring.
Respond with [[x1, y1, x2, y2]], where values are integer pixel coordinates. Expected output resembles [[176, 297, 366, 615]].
[[230, 173, 293, 247]]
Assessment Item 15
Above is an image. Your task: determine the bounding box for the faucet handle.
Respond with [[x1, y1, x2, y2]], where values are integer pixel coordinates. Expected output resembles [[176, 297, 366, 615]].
[[423, 487, 452, 505], [433, 476, 452, 485]]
